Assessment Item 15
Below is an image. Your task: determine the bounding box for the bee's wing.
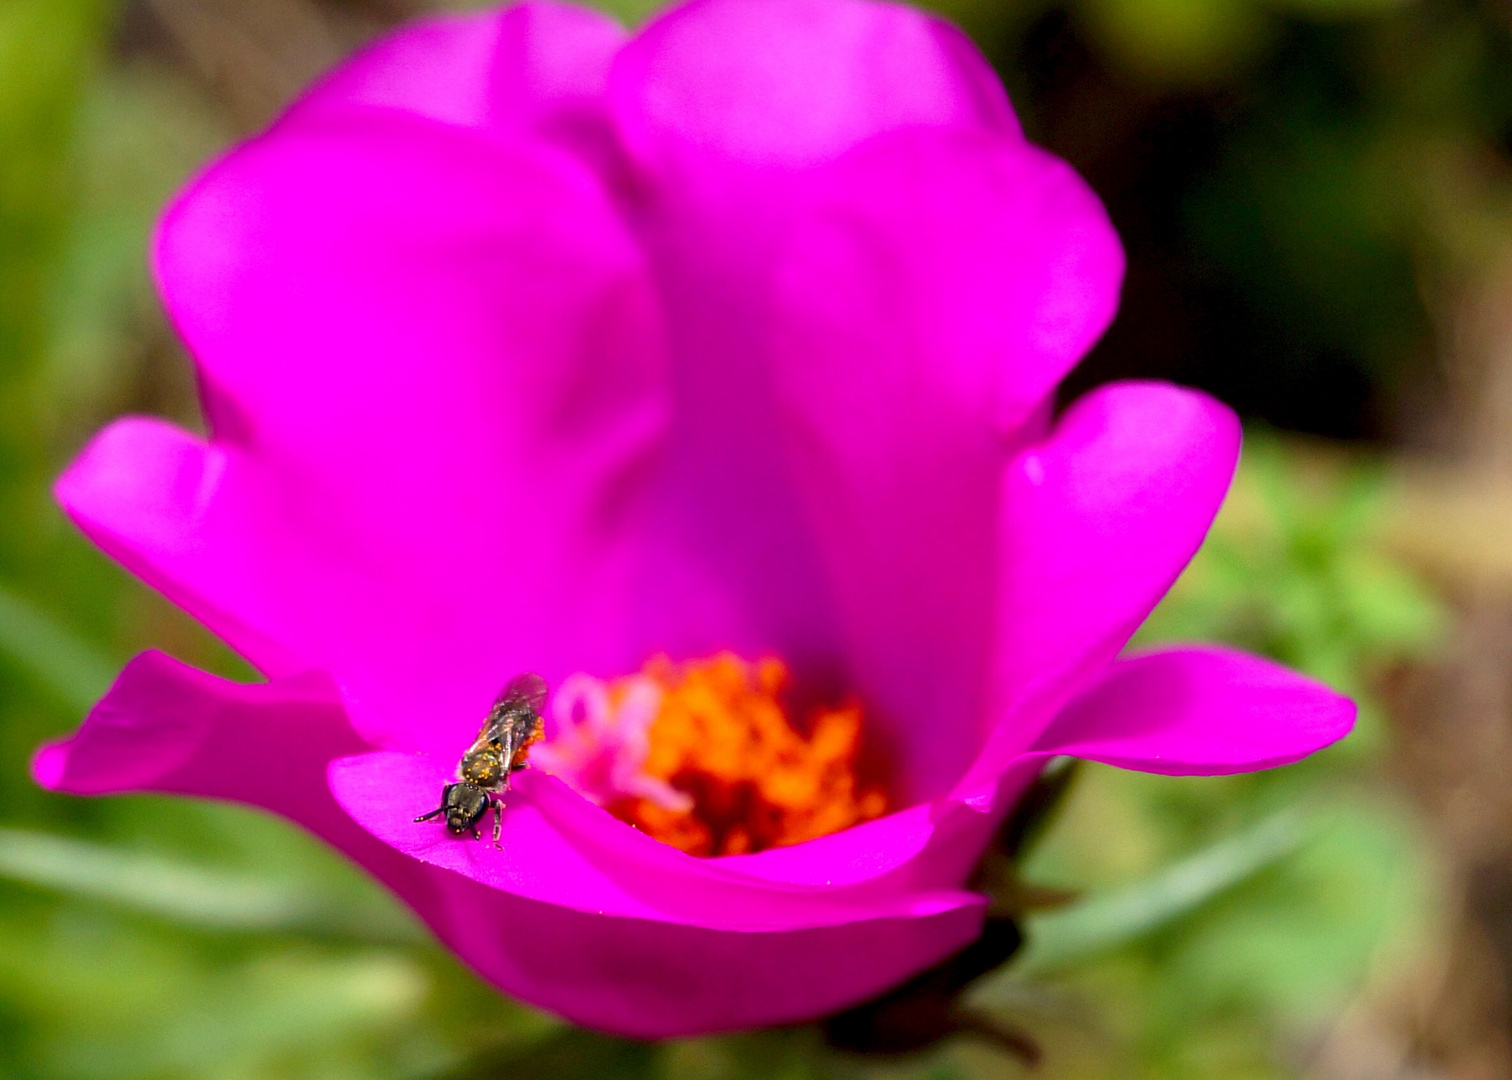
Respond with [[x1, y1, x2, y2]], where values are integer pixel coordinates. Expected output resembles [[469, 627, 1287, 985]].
[[477, 672, 547, 749], [463, 722, 497, 756], [495, 673, 547, 716]]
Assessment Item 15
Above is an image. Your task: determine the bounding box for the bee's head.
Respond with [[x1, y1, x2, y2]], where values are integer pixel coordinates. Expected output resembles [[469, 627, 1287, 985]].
[[443, 782, 489, 834]]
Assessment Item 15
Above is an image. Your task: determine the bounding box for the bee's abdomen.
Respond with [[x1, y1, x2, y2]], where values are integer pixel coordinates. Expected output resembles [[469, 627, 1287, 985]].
[[460, 748, 503, 787]]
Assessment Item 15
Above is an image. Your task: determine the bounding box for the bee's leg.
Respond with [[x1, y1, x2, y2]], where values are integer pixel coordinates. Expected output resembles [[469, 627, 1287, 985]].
[[413, 806, 445, 823], [491, 797, 504, 849], [470, 821, 482, 841]]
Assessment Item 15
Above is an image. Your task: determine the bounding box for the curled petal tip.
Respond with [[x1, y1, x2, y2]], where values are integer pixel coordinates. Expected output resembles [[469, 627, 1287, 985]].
[[1036, 646, 1357, 776], [30, 740, 70, 791]]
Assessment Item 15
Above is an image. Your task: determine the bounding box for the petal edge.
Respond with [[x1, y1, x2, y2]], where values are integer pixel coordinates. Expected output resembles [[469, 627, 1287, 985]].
[[1035, 646, 1356, 775]]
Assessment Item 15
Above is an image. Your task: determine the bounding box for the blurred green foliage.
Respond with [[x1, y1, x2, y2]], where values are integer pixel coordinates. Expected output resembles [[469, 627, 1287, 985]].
[[0, 0, 1490, 1075], [992, 441, 1444, 1079]]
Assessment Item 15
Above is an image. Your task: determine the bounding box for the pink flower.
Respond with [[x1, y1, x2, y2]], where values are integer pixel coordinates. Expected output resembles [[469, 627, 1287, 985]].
[[33, 0, 1353, 1038]]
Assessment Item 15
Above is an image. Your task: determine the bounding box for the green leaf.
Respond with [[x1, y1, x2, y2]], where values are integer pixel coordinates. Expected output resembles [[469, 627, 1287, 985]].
[[990, 810, 1306, 981], [0, 579, 116, 711], [0, 826, 423, 943]]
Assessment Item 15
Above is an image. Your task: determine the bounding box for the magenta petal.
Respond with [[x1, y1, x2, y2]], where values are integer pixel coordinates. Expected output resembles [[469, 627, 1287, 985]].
[[1035, 646, 1356, 773], [36, 653, 985, 1035], [288, 0, 625, 155], [778, 129, 1120, 434], [330, 751, 978, 927], [73, 109, 674, 754], [995, 381, 1240, 733], [608, 0, 1015, 170], [587, 0, 1045, 726], [955, 381, 1241, 796], [289, 1, 626, 142], [32, 652, 375, 850], [53, 418, 296, 679], [717, 754, 1047, 897], [772, 128, 1121, 798]]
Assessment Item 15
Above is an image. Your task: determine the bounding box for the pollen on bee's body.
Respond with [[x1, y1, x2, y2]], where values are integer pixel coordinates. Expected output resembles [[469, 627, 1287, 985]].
[[533, 653, 888, 858]]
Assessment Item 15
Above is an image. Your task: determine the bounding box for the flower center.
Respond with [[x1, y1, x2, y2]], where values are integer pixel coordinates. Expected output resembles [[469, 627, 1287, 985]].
[[534, 653, 888, 857]]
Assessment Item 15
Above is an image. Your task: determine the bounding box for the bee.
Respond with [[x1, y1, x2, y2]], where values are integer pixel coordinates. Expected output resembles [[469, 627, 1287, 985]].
[[414, 673, 547, 847]]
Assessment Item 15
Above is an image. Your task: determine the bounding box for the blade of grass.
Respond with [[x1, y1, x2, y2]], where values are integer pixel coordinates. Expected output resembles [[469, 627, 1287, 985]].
[[0, 580, 116, 711], [976, 809, 1306, 993], [0, 825, 424, 943]]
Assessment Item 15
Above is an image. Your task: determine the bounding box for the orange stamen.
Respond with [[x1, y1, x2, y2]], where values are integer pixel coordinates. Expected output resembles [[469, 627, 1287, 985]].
[[608, 653, 888, 857]]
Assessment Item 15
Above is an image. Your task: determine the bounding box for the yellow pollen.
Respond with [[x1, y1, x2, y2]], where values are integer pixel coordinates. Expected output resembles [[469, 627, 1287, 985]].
[[512, 719, 543, 769], [607, 653, 889, 857]]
